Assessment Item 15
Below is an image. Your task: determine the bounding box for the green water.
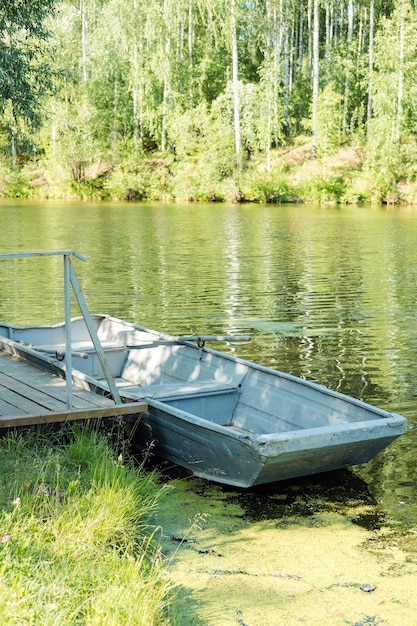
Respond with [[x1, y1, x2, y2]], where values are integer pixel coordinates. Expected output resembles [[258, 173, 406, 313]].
[[1, 199, 416, 530]]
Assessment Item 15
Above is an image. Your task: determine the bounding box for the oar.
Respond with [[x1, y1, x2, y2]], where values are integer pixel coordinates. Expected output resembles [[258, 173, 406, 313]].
[[176, 335, 251, 344], [127, 335, 251, 349]]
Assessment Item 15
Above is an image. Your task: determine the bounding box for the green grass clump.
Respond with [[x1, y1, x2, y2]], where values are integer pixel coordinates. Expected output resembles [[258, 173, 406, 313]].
[[0, 426, 173, 625]]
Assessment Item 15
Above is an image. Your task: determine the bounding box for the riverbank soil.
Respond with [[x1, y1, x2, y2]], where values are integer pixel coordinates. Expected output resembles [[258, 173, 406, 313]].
[[156, 473, 417, 626]]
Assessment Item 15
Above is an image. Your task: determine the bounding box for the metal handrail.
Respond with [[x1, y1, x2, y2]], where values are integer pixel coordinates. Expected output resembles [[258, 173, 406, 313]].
[[0, 250, 122, 409], [0, 250, 87, 262]]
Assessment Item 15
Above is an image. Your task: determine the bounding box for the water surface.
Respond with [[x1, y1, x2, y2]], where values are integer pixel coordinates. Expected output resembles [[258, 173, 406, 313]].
[[1, 204, 416, 481]]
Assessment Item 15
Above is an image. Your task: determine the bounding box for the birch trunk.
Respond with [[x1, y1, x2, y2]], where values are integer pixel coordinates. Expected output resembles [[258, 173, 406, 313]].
[[113, 74, 118, 148], [161, 0, 171, 152], [231, 0, 241, 177], [307, 0, 312, 81], [81, 1, 88, 82], [366, 0, 374, 134], [312, 0, 319, 156], [397, 0, 405, 146], [188, 2, 194, 105], [343, 0, 354, 135]]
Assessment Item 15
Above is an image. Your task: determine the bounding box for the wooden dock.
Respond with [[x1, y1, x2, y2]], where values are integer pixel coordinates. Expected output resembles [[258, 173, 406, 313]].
[[0, 351, 146, 429]]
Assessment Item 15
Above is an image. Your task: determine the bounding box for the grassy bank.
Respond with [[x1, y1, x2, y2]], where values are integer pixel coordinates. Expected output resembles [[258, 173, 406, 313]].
[[2, 141, 416, 206], [0, 425, 173, 625]]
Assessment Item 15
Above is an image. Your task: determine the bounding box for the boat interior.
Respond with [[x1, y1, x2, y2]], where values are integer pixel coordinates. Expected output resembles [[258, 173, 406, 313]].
[[0, 315, 388, 435]]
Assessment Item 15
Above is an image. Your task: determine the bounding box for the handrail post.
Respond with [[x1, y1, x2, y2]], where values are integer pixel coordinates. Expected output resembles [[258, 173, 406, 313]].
[[0, 249, 121, 408], [63, 254, 73, 410], [69, 263, 122, 405]]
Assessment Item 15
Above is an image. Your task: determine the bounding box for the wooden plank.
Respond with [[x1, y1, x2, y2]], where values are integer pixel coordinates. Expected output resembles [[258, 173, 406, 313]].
[[0, 397, 27, 417], [0, 384, 117, 419], [0, 383, 53, 416], [0, 401, 147, 429], [62, 387, 113, 408], [0, 353, 116, 420], [0, 348, 147, 428], [0, 362, 111, 411], [0, 371, 71, 412], [0, 352, 113, 409], [38, 370, 115, 408], [0, 357, 67, 389], [0, 377, 112, 415], [0, 353, 22, 367]]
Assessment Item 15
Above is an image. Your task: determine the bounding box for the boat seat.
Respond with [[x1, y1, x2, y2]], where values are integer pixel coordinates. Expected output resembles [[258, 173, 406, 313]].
[[26, 341, 127, 379], [32, 340, 126, 356], [109, 380, 239, 400]]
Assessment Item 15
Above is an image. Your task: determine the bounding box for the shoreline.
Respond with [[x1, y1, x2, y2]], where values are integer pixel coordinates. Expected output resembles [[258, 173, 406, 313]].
[[2, 143, 417, 207]]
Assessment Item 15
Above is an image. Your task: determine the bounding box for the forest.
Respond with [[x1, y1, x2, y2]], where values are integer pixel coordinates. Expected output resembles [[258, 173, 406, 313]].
[[1, 0, 417, 204]]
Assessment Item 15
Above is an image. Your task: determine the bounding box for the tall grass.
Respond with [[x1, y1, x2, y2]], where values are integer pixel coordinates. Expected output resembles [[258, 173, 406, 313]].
[[0, 426, 173, 625]]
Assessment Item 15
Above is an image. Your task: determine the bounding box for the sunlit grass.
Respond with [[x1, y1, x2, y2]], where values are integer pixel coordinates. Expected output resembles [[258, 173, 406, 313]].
[[0, 426, 173, 625]]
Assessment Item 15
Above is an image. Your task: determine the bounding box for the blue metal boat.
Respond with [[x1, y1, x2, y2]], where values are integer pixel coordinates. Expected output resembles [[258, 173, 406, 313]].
[[0, 313, 407, 488]]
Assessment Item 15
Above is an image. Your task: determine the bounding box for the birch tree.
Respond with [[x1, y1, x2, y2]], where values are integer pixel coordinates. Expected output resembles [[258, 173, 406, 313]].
[[4, 0, 415, 193], [342, 0, 354, 134], [231, 0, 242, 176], [367, 0, 375, 133], [396, 0, 405, 145], [311, 0, 320, 156], [367, 1, 417, 181]]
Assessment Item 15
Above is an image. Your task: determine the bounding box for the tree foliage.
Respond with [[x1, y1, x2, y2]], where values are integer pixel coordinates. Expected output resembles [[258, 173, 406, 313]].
[[2, 0, 417, 198], [0, 1, 57, 129]]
